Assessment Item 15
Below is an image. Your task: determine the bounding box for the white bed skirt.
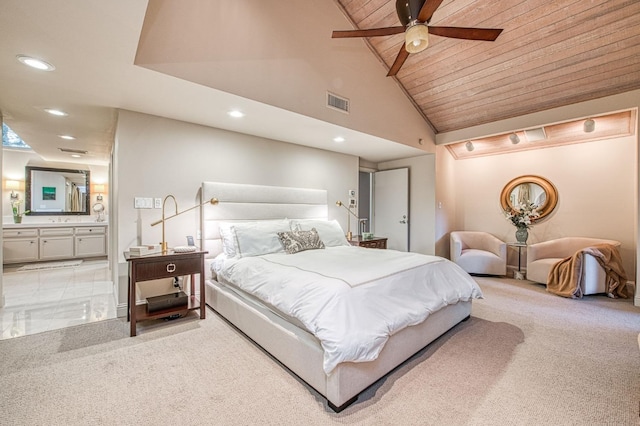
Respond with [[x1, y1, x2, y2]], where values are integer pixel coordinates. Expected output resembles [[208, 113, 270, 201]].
[[205, 279, 471, 410]]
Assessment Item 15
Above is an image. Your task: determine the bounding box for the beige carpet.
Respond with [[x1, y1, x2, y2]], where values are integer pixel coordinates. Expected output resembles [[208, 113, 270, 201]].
[[1, 277, 638, 425]]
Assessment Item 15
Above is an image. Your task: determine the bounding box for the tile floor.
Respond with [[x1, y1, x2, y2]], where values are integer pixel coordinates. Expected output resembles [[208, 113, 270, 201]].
[[0, 259, 116, 339]]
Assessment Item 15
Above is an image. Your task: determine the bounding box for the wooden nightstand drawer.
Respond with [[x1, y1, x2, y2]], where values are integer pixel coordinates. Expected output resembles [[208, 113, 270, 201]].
[[133, 256, 201, 281], [349, 236, 387, 249]]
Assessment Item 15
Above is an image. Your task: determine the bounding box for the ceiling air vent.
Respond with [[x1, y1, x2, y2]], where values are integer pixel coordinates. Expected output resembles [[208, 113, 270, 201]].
[[59, 148, 88, 154], [327, 92, 349, 114]]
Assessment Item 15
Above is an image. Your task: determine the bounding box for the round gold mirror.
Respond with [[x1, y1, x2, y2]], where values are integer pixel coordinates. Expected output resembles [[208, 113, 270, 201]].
[[500, 175, 558, 220]]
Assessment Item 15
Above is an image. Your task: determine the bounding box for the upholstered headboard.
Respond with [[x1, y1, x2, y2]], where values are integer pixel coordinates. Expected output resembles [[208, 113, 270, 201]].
[[200, 182, 328, 261]]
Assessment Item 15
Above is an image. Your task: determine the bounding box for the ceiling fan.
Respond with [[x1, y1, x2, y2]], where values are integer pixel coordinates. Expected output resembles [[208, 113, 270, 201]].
[[332, 0, 503, 77]]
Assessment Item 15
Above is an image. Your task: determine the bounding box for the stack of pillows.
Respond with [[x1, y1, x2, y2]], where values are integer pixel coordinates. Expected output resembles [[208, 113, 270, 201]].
[[218, 219, 350, 258]]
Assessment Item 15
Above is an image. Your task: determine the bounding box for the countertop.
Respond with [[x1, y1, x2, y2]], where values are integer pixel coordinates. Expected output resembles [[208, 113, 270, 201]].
[[3, 222, 108, 229]]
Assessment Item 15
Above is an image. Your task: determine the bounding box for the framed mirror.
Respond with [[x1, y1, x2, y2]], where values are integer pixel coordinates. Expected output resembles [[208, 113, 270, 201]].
[[500, 175, 558, 220], [25, 166, 91, 215]]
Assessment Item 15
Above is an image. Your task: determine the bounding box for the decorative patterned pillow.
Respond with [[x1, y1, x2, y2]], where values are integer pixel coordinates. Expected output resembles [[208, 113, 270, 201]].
[[277, 228, 325, 254]]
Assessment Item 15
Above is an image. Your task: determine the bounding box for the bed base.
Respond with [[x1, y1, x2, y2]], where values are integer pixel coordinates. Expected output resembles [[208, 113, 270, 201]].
[[206, 280, 472, 411]]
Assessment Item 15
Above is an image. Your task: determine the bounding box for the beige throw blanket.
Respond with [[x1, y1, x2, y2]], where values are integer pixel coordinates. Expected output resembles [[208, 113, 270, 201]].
[[547, 243, 628, 299]]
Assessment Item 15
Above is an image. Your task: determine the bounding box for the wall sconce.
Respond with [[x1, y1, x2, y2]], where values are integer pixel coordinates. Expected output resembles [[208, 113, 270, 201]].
[[583, 118, 595, 133], [465, 141, 475, 152], [94, 184, 105, 201], [5, 180, 20, 201], [151, 196, 219, 253], [336, 200, 359, 240], [509, 133, 520, 144]]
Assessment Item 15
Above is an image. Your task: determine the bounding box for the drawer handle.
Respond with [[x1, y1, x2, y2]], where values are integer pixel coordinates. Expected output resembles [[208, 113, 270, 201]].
[[166, 263, 176, 273]]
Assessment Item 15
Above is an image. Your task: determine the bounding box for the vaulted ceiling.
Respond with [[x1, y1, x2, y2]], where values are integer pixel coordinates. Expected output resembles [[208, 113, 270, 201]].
[[334, 0, 640, 133], [0, 0, 638, 166]]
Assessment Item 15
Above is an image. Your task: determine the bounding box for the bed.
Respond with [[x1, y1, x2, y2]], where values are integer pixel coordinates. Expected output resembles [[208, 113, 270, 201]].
[[200, 181, 482, 412]]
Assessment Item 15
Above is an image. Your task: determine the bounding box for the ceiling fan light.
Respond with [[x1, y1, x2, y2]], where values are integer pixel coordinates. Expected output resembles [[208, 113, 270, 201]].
[[583, 118, 595, 133], [405, 24, 429, 54]]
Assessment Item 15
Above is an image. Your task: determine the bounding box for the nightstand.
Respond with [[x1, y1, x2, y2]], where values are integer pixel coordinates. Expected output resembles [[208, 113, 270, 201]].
[[349, 236, 387, 249], [125, 250, 207, 336]]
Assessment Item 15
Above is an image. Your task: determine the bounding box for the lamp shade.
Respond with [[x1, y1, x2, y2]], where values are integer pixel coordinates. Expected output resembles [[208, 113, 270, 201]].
[[5, 180, 20, 190], [93, 184, 105, 193], [405, 24, 429, 54]]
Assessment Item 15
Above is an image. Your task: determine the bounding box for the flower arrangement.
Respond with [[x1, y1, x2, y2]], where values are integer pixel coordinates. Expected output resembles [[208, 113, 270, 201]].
[[504, 202, 540, 229], [11, 199, 29, 219]]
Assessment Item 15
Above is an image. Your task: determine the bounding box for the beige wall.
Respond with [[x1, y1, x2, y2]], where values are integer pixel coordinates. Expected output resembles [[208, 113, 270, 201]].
[[445, 136, 636, 277], [113, 110, 359, 312]]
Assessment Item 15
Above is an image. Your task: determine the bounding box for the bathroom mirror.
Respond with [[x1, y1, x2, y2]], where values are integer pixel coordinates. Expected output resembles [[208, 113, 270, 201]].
[[500, 175, 558, 220], [25, 166, 90, 215]]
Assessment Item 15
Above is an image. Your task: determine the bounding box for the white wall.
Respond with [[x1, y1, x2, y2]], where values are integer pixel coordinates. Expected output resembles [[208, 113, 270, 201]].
[[113, 110, 359, 313], [2, 150, 109, 223]]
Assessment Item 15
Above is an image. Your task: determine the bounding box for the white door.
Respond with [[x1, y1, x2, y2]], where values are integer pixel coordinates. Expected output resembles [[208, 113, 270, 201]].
[[373, 168, 409, 251]]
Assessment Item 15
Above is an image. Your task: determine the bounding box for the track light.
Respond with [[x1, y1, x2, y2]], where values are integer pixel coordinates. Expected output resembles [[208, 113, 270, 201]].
[[465, 141, 474, 152], [583, 118, 595, 133], [509, 133, 520, 144]]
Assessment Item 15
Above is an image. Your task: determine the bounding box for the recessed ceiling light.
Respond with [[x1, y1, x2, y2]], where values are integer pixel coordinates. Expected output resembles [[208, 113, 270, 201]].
[[333, 136, 345, 143], [16, 55, 55, 71], [228, 110, 244, 118], [44, 108, 68, 116], [58, 135, 75, 140], [70, 154, 82, 158]]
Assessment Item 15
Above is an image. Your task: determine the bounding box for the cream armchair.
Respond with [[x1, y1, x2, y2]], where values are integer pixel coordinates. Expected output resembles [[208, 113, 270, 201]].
[[450, 231, 507, 276], [526, 237, 621, 294]]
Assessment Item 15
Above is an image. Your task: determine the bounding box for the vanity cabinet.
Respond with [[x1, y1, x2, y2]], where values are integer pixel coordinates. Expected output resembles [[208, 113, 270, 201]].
[[75, 227, 106, 257], [3, 224, 108, 264], [39, 227, 74, 261], [3, 229, 39, 263]]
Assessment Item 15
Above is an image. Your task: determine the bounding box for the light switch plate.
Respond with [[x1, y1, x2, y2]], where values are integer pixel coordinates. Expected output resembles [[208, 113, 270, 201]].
[[154, 198, 162, 209], [134, 197, 153, 209]]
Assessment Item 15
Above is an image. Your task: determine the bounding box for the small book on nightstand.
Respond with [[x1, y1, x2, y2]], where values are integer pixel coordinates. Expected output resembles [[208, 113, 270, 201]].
[[127, 244, 162, 257]]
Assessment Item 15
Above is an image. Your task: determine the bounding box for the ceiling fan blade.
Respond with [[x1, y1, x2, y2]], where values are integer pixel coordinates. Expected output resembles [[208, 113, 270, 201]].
[[428, 26, 503, 41], [417, 0, 445, 23], [387, 44, 410, 77], [332, 26, 405, 38]]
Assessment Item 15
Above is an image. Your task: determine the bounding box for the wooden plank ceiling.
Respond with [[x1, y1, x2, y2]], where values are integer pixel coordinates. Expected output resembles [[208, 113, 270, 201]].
[[334, 0, 640, 133]]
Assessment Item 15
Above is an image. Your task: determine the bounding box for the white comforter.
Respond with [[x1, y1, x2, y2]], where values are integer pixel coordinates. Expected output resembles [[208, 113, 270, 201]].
[[217, 246, 482, 374]]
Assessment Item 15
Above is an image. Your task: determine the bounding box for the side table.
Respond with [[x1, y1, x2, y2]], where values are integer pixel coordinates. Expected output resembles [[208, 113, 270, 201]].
[[125, 250, 207, 336], [348, 236, 387, 249], [507, 243, 527, 280]]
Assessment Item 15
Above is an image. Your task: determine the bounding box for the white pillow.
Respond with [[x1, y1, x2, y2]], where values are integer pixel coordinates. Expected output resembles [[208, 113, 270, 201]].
[[291, 219, 349, 247], [218, 222, 239, 258], [233, 219, 291, 257]]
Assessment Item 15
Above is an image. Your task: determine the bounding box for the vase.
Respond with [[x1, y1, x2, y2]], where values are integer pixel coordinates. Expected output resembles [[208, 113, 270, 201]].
[[13, 215, 22, 224], [515, 227, 528, 244]]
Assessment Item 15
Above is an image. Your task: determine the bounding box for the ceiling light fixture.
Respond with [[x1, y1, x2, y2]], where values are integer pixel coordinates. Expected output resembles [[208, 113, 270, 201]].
[[44, 108, 68, 116], [509, 133, 520, 144], [583, 118, 595, 133], [333, 136, 345, 143], [405, 22, 429, 54], [465, 141, 474, 152], [228, 110, 244, 118], [58, 135, 75, 140], [16, 55, 55, 71]]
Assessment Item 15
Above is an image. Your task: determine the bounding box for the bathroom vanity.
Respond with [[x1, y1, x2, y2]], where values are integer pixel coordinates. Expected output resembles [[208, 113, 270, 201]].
[[3, 222, 108, 264]]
